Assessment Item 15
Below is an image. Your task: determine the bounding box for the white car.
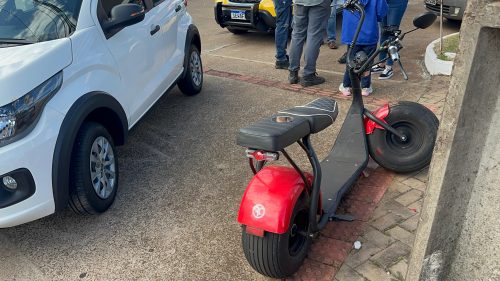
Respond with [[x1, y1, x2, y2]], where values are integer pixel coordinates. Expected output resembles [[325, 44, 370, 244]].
[[0, 0, 203, 227]]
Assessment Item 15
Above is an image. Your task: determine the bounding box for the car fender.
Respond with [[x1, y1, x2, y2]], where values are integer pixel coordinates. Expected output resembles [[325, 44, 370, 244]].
[[259, 0, 276, 17], [365, 103, 390, 134], [181, 24, 201, 80], [51, 92, 128, 211], [237, 166, 313, 235]]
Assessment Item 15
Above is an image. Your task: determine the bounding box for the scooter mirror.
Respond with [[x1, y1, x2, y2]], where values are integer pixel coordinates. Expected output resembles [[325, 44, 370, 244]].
[[413, 12, 437, 29]]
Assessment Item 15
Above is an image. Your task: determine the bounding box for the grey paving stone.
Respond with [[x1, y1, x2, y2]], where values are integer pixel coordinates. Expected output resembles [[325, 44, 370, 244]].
[[386, 226, 415, 247], [394, 189, 423, 206], [369, 241, 411, 269], [401, 177, 427, 192], [413, 167, 429, 182], [344, 238, 383, 268], [362, 226, 396, 248], [371, 213, 404, 232], [355, 261, 394, 281], [388, 181, 412, 194], [335, 264, 366, 281], [399, 215, 420, 233], [407, 199, 423, 214], [389, 259, 408, 280]]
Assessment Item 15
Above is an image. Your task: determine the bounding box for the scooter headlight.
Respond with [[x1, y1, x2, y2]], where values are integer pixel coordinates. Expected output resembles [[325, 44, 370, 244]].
[[0, 71, 63, 147]]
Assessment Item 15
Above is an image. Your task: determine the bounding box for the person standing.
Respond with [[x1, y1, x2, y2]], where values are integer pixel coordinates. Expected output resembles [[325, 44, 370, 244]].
[[288, 0, 330, 87], [338, 0, 388, 96], [326, 0, 342, 49], [371, 0, 409, 79], [274, 0, 293, 69]]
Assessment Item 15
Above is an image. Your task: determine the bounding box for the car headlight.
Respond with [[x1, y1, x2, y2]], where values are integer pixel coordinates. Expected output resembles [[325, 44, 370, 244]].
[[0, 71, 63, 147]]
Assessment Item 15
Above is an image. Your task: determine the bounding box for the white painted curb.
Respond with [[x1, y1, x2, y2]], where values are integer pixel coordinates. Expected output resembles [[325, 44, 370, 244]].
[[424, 32, 458, 76]]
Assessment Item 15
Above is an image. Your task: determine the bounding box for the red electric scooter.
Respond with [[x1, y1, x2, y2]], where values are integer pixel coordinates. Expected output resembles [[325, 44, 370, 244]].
[[235, 1, 438, 278]]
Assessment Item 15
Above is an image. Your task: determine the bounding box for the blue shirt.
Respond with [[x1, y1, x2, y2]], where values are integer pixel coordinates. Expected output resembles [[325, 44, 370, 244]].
[[341, 0, 388, 46]]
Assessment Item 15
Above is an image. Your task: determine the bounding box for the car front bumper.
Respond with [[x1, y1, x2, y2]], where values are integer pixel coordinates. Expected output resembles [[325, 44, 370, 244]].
[[214, 2, 275, 32], [425, 0, 466, 20], [0, 105, 64, 228]]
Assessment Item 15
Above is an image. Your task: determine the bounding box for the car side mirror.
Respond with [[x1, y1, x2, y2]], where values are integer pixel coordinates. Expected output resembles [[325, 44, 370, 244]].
[[104, 4, 145, 32], [413, 12, 437, 29]]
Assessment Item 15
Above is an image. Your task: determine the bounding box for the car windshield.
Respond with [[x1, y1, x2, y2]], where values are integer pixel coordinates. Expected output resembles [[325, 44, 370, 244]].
[[0, 0, 83, 46]]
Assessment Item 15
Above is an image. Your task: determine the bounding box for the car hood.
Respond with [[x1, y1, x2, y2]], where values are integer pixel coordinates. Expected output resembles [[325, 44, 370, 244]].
[[0, 38, 72, 107]]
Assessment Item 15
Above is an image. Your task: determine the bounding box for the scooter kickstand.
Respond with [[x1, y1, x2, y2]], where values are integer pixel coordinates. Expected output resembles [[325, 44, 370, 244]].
[[329, 214, 355, 222]]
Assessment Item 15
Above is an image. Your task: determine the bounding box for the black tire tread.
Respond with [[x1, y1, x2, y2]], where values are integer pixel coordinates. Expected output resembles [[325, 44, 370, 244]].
[[69, 122, 118, 215], [178, 45, 203, 96], [241, 195, 310, 278], [368, 102, 439, 173]]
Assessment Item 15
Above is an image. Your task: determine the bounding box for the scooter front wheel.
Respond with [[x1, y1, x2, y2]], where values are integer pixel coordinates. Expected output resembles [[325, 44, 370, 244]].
[[368, 101, 439, 173], [241, 194, 310, 278]]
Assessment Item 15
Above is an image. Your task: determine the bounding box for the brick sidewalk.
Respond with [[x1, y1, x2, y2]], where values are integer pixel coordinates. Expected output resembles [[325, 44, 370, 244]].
[[205, 69, 448, 281], [334, 169, 430, 281]]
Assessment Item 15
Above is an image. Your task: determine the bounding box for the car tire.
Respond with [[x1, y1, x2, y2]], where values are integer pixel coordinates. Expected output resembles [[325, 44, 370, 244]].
[[69, 122, 118, 214], [178, 44, 203, 96], [227, 27, 247, 34]]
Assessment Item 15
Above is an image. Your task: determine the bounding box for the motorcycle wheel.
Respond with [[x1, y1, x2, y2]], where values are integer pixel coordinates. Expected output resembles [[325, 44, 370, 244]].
[[367, 101, 439, 173], [241, 193, 310, 278]]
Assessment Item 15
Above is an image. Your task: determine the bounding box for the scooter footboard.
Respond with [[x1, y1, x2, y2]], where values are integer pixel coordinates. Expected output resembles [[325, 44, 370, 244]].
[[237, 166, 312, 235]]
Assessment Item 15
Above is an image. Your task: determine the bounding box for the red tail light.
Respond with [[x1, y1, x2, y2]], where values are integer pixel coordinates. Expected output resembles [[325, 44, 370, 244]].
[[245, 149, 279, 162]]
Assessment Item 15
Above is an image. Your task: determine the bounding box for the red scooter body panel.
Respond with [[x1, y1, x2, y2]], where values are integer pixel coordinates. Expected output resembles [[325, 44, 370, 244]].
[[237, 166, 312, 235], [365, 103, 390, 134]]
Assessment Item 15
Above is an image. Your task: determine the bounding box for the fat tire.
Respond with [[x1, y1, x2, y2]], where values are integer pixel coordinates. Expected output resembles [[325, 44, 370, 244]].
[[69, 122, 118, 214], [241, 194, 310, 278], [227, 27, 247, 34], [178, 44, 203, 96], [368, 101, 439, 173]]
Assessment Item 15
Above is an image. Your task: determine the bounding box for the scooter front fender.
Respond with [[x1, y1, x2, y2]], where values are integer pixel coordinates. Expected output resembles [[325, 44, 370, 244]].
[[237, 166, 312, 235], [365, 103, 390, 134]]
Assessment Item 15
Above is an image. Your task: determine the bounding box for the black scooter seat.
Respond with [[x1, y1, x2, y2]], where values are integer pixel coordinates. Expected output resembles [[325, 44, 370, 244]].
[[278, 98, 338, 134], [237, 98, 338, 152]]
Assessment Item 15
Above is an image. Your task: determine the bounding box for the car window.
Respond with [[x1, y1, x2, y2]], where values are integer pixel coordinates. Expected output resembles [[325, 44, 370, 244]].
[[100, 0, 146, 19], [0, 0, 82, 44]]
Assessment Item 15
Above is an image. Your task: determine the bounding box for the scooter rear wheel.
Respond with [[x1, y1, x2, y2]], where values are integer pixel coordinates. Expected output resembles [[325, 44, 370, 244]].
[[368, 101, 439, 173], [241, 194, 310, 278]]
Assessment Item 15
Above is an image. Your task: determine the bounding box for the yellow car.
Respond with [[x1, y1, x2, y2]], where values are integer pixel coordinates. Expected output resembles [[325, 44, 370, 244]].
[[214, 0, 276, 34]]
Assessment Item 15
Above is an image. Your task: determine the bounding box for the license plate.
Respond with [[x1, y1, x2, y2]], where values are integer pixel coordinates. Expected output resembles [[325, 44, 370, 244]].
[[425, 0, 437, 5], [230, 10, 246, 20]]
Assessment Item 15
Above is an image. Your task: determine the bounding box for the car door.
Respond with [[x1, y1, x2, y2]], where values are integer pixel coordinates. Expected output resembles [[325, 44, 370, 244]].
[[96, 0, 168, 125], [148, 0, 185, 85]]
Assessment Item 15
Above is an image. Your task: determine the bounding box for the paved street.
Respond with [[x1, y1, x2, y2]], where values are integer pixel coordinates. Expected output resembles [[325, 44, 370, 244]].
[[0, 0, 459, 280]]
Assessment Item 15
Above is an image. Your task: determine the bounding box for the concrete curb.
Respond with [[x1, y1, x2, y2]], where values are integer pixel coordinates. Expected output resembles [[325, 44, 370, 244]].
[[424, 33, 458, 76]]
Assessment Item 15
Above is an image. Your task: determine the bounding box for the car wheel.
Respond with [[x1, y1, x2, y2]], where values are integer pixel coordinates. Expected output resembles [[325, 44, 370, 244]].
[[178, 44, 203, 96], [69, 122, 118, 214]]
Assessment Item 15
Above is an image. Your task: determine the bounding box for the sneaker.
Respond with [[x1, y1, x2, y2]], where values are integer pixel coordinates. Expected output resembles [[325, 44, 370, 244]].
[[371, 64, 385, 73], [338, 52, 347, 64], [378, 66, 394, 80], [300, 73, 325, 87], [288, 70, 299, 84], [328, 41, 338, 49], [339, 83, 351, 96], [362, 87, 373, 96], [275, 59, 290, 69]]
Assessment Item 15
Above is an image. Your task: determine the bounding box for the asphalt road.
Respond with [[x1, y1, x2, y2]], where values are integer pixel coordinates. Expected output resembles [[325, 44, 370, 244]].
[[0, 1, 459, 280]]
